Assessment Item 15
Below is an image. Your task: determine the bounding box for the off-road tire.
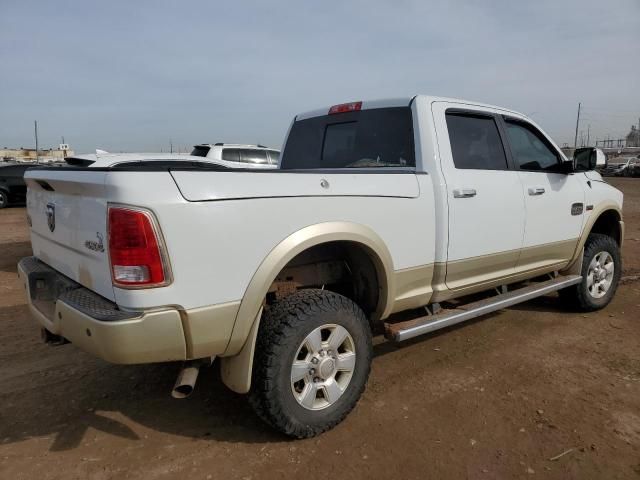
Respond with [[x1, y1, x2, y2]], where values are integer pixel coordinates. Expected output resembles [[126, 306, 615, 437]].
[[560, 233, 621, 311], [0, 191, 8, 209], [249, 289, 372, 438]]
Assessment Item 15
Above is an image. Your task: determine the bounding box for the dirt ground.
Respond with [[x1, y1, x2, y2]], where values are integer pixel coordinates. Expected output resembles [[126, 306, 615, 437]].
[[1, 179, 639, 480]]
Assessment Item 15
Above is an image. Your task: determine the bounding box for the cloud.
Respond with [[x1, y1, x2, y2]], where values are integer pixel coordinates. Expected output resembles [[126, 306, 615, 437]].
[[1, 0, 638, 152]]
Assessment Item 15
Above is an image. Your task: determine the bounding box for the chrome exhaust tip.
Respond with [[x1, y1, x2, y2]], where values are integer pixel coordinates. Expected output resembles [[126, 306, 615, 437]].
[[40, 328, 69, 346], [171, 358, 212, 399]]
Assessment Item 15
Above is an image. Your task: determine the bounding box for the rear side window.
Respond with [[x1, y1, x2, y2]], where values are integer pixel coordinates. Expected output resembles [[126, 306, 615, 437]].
[[446, 113, 508, 170], [280, 107, 415, 169], [239, 149, 268, 164], [504, 119, 560, 171], [221, 148, 240, 162], [267, 150, 280, 164], [190, 146, 210, 157]]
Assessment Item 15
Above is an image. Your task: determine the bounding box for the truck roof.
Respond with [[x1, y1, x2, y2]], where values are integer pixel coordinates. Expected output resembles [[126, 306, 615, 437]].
[[295, 95, 525, 121], [194, 143, 277, 149]]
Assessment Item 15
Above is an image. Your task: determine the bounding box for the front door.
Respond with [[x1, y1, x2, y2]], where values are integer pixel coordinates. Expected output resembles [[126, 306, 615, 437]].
[[432, 103, 526, 291], [501, 117, 585, 271]]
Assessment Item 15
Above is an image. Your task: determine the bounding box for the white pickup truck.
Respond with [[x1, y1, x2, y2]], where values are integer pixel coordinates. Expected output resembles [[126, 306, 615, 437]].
[[19, 96, 624, 438]]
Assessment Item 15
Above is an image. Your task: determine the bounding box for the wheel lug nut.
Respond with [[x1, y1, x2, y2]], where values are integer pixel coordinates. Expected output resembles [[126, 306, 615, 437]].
[[309, 368, 315, 375], [314, 377, 320, 383], [311, 358, 319, 364]]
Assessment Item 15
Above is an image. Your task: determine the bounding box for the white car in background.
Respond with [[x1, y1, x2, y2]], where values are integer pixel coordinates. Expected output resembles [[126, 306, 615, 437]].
[[65, 146, 279, 169], [190, 143, 280, 167], [601, 156, 639, 177]]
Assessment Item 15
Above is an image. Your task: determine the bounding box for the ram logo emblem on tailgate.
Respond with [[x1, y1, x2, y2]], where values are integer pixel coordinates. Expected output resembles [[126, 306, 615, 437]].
[[85, 232, 105, 253], [46, 203, 55, 232]]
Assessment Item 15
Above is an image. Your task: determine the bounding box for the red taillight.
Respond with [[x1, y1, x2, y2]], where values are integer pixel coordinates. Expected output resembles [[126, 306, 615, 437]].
[[108, 206, 169, 287], [328, 101, 362, 115]]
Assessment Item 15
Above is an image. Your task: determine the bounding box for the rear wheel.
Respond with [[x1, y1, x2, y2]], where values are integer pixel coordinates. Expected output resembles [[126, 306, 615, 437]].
[[0, 191, 7, 209], [560, 233, 621, 311], [249, 289, 372, 438]]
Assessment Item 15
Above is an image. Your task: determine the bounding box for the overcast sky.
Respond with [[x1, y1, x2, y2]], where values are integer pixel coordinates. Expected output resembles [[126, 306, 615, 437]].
[[1, 0, 639, 154]]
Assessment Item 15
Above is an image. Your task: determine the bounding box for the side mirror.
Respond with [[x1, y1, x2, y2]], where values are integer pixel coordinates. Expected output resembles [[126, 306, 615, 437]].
[[574, 147, 597, 172]]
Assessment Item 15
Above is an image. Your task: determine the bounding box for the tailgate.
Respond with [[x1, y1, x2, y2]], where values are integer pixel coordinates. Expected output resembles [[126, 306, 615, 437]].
[[24, 168, 115, 301]]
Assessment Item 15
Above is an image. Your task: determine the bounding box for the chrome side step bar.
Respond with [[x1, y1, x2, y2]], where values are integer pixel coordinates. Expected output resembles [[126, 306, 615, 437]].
[[385, 275, 582, 343]]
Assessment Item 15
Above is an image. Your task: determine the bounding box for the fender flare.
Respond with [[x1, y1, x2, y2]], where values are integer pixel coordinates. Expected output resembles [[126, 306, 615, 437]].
[[220, 221, 395, 393], [563, 202, 623, 273]]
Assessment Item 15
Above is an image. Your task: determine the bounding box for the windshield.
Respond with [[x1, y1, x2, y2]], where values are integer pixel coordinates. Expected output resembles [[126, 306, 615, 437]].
[[280, 107, 415, 169]]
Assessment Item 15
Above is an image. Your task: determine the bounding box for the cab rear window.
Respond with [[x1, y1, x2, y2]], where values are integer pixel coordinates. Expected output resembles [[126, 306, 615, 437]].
[[280, 107, 415, 169]]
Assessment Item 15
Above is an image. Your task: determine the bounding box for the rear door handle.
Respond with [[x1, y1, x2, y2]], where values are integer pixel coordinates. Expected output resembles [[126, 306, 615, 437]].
[[528, 187, 545, 196], [453, 188, 477, 198]]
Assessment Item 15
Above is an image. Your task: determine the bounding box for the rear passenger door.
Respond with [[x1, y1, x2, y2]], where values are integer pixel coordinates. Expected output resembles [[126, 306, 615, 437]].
[[432, 103, 525, 291], [501, 117, 585, 271]]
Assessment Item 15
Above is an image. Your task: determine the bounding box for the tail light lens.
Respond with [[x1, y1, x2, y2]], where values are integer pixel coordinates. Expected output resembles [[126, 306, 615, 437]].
[[328, 101, 362, 115], [108, 206, 171, 288]]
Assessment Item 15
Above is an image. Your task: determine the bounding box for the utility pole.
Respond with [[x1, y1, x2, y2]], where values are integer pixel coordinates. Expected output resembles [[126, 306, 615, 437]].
[[586, 124, 590, 147], [573, 102, 581, 149], [170, 139, 173, 154], [34, 120, 39, 164]]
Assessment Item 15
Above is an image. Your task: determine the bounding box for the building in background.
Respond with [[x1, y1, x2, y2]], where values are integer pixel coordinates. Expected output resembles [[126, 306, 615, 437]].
[[626, 125, 640, 148], [0, 144, 74, 163]]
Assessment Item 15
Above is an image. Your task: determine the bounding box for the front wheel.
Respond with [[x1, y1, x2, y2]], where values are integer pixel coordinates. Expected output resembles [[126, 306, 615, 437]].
[[560, 233, 621, 311], [249, 289, 372, 438], [0, 191, 8, 209]]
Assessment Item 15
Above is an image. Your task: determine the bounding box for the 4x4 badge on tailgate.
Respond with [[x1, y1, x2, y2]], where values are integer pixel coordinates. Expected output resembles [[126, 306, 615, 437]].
[[85, 232, 105, 253], [46, 203, 55, 232]]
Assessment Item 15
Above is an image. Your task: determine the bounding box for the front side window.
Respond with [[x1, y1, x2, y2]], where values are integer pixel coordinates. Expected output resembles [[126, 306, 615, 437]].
[[504, 119, 560, 171], [280, 107, 415, 169], [446, 113, 508, 170], [221, 148, 240, 162]]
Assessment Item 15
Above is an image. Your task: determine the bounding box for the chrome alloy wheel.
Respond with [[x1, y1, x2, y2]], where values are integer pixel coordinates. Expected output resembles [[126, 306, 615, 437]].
[[290, 324, 356, 411], [587, 251, 614, 299]]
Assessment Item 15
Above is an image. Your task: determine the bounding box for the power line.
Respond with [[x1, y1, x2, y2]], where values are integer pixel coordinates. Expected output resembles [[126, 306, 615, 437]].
[[573, 102, 581, 149], [34, 120, 39, 164]]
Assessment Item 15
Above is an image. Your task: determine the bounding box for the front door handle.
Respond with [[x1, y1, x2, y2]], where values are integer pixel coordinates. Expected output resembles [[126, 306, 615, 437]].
[[528, 187, 546, 196], [453, 188, 477, 198]]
